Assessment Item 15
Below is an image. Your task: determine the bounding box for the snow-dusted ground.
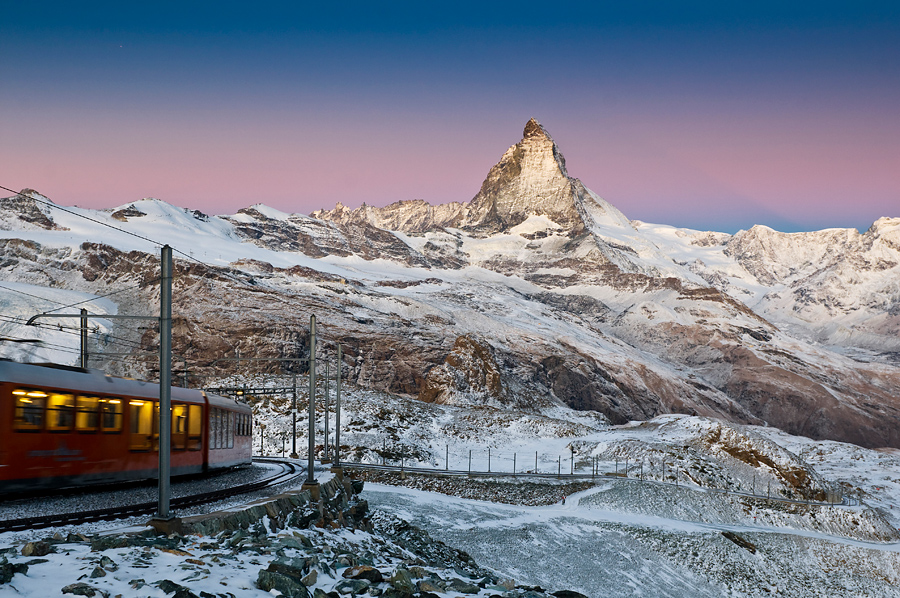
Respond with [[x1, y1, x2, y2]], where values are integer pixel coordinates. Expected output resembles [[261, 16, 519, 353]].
[[3, 384, 900, 597], [365, 483, 900, 598]]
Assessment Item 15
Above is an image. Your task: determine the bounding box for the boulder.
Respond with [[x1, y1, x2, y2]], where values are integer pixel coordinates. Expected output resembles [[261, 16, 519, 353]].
[[257, 570, 310, 598]]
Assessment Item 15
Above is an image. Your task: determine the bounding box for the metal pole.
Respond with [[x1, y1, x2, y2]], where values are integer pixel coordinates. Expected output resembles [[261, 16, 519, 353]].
[[157, 245, 173, 520], [557, 455, 561, 479], [445, 445, 449, 471], [80, 308, 88, 368], [468, 450, 471, 474], [290, 373, 298, 458], [535, 451, 538, 474], [488, 447, 491, 473], [513, 453, 516, 476], [324, 360, 330, 459], [334, 344, 342, 467], [306, 315, 316, 483]]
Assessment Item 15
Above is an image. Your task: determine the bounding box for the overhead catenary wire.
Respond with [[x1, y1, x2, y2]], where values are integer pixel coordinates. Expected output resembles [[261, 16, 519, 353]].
[[1, 186, 291, 303], [2, 185, 335, 383], [0, 313, 152, 352]]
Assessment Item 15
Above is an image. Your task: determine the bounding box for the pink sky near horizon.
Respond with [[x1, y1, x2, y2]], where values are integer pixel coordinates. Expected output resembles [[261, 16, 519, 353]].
[[7, 104, 897, 234]]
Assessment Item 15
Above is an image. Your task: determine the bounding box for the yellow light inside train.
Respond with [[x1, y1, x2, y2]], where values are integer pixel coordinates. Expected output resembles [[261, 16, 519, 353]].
[[108, 399, 121, 404], [20, 398, 32, 403], [129, 401, 144, 406], [12, 390, 27, 396], [27, 391, 48, 398]]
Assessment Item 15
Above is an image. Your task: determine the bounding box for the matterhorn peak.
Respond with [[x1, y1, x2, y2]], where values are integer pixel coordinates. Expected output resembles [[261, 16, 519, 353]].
[[461, 118, 580, 233]]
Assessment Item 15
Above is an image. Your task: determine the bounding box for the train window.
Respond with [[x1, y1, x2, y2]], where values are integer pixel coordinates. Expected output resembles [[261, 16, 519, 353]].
[[222, 411, 234, 448], [13, 389, 46, 431], [75, 396, 99, 431], [129, 400, 155, 451], [101, 399, 123, 432], [188, 404, 202, 450], [172, 404, 187, 450], [47, 393, 75, 432], [210, 408, 219, 450]]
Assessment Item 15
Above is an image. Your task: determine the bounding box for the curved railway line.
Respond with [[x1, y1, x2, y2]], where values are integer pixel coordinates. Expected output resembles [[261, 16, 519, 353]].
[[0, 458, 304, 533]]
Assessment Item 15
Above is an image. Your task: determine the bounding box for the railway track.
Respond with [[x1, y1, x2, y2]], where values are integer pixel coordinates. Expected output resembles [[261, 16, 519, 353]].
[[0, 458, 304, 533]]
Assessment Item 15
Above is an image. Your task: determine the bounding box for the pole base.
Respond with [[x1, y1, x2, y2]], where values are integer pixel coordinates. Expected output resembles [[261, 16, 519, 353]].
[[289, 453, 299, 459], [301, 480, 321, 500], [320, 457, 332, 464], [148, 515, 183, 536]]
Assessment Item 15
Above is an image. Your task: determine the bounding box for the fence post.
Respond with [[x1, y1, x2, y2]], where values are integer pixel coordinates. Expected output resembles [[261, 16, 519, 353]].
[[445, 445, 449, 471], [557, 455, 561, 479], [625, 457, 628, 478], [468, 449, 472, 474], [488, 447, 491, 473], [513, 453, 516, 476], [535, 451, 538, 474]]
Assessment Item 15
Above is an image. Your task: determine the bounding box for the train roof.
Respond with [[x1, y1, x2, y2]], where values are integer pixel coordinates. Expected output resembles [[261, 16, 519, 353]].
[[206, 391, 253, 413], [0, 359, 205, 403]]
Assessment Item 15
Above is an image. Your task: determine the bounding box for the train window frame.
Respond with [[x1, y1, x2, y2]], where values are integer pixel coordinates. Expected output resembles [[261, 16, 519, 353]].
[[100, 398, 123, 433], [12, 388, 47, 431], [75, 395, 100, 432], [46, 392, 75, 432]]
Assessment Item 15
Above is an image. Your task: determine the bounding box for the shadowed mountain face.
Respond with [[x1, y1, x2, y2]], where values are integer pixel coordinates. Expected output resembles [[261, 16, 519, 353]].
[[2, 120, 899, 448]]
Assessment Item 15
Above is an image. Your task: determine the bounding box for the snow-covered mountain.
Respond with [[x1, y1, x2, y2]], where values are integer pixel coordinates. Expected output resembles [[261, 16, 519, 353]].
[[1, 119, 899, 450]]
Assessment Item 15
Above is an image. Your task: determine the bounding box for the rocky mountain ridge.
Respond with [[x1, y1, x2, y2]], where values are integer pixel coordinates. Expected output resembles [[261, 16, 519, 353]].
[[1, 119, 899, 449]]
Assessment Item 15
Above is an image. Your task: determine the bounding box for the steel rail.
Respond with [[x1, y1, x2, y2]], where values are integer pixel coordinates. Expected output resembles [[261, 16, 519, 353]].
[[0, 459, 303, 533]]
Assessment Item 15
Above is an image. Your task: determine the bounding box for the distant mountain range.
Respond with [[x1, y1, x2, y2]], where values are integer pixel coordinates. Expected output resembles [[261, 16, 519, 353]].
[[2, 118, 899, 448]]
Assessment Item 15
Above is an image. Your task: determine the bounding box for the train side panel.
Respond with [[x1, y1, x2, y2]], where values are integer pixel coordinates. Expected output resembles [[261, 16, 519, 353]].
[[204, 392, 252, 470], [0, 361, 213, 493]]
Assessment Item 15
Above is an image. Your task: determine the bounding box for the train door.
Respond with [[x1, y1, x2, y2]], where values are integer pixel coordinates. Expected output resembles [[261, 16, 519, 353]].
[[188, 404, 202, 451], [171, 403, 188, 450], [128, 399, 156, 451]]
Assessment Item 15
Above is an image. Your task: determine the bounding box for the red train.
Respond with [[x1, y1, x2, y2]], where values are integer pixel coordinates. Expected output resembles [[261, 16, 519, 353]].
[[0, 359, 252, 494]]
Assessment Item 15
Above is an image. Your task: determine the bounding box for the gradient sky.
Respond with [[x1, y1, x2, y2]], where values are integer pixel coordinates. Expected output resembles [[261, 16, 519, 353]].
[[2, 2, 898, 233]]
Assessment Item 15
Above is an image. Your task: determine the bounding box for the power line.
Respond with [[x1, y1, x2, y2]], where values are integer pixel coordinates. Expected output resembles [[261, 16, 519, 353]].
[[2, 186, 313, 356], [45, 278, 162, 314], [0, 313, 150, 352], [1, 185, 164, 249], [0, 284, 61, 306]]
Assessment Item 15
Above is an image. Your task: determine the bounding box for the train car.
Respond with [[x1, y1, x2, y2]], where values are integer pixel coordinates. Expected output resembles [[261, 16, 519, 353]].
[[0, 359, 252, 494]]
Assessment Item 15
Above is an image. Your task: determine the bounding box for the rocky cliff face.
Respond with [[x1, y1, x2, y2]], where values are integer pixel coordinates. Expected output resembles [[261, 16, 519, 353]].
[[2, 119, 899, 449]]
